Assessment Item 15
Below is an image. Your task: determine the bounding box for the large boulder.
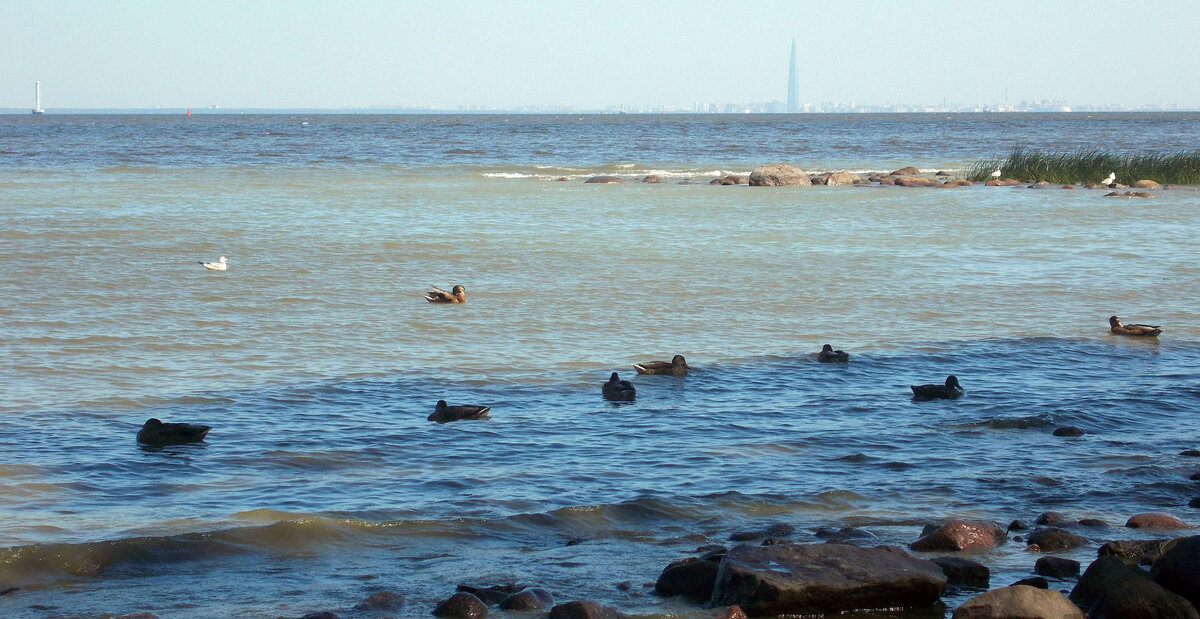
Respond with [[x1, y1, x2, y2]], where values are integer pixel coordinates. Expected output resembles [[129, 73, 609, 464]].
[[953, 585, 1084, 618], [1130, 179, 1162, 189], [748, 163, 812, 187], [1069, 555, 1199, 618], [433, 592, 488, 618], [890, 166, 921, 176], [655, 556, 721, 601], [499, 587, 555, 611], [710, 543, 946, 616], [1151, 535, 1200, 609], [585, 175, 622, 184], [893, 175, 939, 187], [909, 521, 1007, 552], [1099, 539, 1184, 565], [1036, 556, 1081, 578]]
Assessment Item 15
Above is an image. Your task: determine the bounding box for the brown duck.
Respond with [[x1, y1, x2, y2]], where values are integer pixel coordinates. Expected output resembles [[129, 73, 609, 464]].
[[425, 285, 466, 303], [428, 400, 490, 423], [911, 375, 963, 401], [137, 418, 211, 445], [633, 354, 688, 376], [817, 344, 849, 363], [1109, 316, 1161, 337]]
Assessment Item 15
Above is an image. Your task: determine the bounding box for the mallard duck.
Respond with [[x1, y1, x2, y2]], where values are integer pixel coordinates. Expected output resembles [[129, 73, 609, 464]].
[[425, 285, 465, 303], [602, 372, 636, 401], [633, 354, 688, 376], [911, 375, 963, 400], [817, 344, 849, 363], [1109, 315, 1162, 337], [428, 400, 490, 423], [198, 256, 227, 271], [137, 417, 211, 445]]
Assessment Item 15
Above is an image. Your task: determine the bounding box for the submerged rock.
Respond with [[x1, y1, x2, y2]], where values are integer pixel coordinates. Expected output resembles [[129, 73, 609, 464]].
[[499, 587, 554, 611], [655, 556, 721, 601], [1053, 426, 1086, 437], [641, 175, 661, 183], [933, 556, 990, 588], [585, 175, 622, 184], [710, 543, 946, 616], [953, 585, 1084, 619], [354, 591, 404, 611]]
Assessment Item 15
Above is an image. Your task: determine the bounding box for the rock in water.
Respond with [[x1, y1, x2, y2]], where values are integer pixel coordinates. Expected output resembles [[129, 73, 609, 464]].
[[710, 543, 946, 616], [1151, 535, 1200, 610], [748, 163, 812, 186], [1069, 555, 1199, 619], [953, 585, 1084, 619]]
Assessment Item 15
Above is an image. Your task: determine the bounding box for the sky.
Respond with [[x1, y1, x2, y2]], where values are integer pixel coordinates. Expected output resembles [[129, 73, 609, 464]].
[[2, 0, 1198, 110]]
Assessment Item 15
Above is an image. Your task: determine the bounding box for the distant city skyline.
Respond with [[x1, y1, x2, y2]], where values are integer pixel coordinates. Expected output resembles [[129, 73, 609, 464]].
[[3, 1, 1199, 111]]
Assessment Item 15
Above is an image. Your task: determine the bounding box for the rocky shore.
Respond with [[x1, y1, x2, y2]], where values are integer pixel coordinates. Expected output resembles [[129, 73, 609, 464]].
[[269, 510, 1198, 619], [573, 162, 1186, 194]]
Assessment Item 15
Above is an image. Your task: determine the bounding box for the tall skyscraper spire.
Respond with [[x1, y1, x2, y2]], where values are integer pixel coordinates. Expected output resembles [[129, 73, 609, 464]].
[[787, 39, 799, 113]]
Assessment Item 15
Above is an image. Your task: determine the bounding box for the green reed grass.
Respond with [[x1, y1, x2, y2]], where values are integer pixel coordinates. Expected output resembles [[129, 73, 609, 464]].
[[966, 148, 1200, 184]]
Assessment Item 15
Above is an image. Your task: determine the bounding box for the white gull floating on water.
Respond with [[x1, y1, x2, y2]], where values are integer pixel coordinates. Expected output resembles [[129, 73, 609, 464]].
[[199, 256, 228, 271]]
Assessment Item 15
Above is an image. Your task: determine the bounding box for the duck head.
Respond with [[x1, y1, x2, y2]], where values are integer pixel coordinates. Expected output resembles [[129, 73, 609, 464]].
[[609, 372, 620, 382], [671, 355, 687, 366], [452, 285, 465, 294], [945, 375, 961, 389], [821, 344, 834, 353], [1109, 315, 1121, 327], [435, 400, 449, 413], [143, 418, 164, 429]]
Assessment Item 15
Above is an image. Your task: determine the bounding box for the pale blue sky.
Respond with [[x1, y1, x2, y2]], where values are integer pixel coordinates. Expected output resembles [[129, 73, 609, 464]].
[[3, 0, 1197, 110]]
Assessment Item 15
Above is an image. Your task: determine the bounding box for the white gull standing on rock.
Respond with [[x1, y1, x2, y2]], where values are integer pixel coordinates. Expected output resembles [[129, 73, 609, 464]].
[[1102, 172, 1116, 186], [199, 256, 228, 271]]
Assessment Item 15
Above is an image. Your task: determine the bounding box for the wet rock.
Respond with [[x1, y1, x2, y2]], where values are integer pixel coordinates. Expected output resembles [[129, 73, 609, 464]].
[[893, 175, 938, 187], [1190, 497, 1200, 509], [909, 520, 1007, 552], [748, 163, 812, 186], [1131, 179, 1161, 189], [1078, 518, 1109, 528], [554, 177, 569, 182], [710, 543, 946, 616], [614, 581, 632, 591], [655, 556, 720, 601], [1007, 520, 1028, 532], [710, 606, 749, 619], [710, 175, 747, 185], [1036, 512, 1069, 526], [500, 587, 555, 611], [1063, 184, 1077, 189], [1069, 555, 1199, 619], [936, 170, 951, 176], [1190, 471, 1200, 481], [585, 175, 622, 184], [548, 600, 623, 619], [1150, 535, 1200, 609], [878, 175, 897, 185], [985, 178, 1023, 186], [456, 584, 521, 606], [932, 556, 990, 588], [1099, 539, 1183, 565], [890, 166, 921, 176], [299, 613, 340, 619], [1126, 513, 1188, 529], [1026, 528, 1087, 551], [826, 171, 861, 186], [1036, 556, 1081, 578], [355, 591, 404, 611], [1054, 426, 1086, 437], [953, 585, 1084, 619], [433, 592, 489, 618], [641, 175, 661, 183], [761, 537, 786, 545], [1012, 576, 1050, 589]]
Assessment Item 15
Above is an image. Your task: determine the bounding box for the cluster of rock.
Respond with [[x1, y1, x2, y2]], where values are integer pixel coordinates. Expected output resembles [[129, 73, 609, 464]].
[[572, 164, 1173, 194], [651, 513, 1198, 618], [287, 582, 623, 619]]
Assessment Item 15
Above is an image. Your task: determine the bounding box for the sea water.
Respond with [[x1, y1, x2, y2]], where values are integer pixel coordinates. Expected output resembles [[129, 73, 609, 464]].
[[1, 113, 1199, 617]]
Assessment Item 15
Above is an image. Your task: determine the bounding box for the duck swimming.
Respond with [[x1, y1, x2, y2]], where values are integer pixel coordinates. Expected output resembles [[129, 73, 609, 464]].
[[137, 418, 211, 445], [425, 285, 466, 303], [602, 372, 636, 401], [199, 256, 227, 271], [911, 375, 963, 400], [633, 355, 688, 376], [817, 344, 849, 363], [428, 400, 490, 423], [1109, 315, 1162, 337]]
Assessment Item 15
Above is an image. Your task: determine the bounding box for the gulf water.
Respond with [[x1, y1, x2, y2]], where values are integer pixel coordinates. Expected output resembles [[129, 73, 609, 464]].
[[1, 113, 1198, 618]]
